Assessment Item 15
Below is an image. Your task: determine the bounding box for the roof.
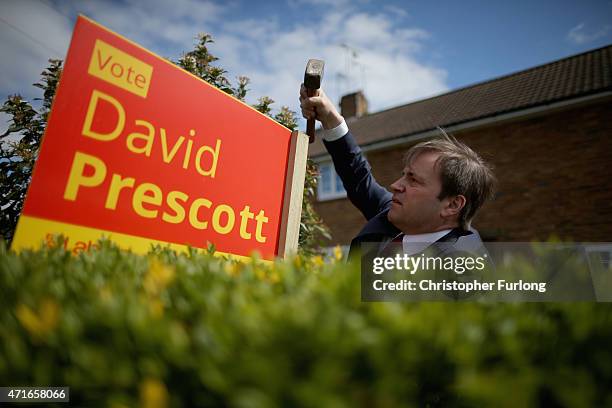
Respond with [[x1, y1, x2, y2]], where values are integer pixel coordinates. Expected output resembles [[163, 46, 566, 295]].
[[309, 44, 612, 157]]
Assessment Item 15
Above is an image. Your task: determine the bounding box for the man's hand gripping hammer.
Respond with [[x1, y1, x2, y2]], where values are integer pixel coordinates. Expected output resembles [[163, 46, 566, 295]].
[[304, 59, 325, 143]]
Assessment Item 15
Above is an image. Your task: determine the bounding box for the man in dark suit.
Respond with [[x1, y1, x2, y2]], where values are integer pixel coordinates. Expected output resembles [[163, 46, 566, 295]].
[[299, 85, 496, 261]]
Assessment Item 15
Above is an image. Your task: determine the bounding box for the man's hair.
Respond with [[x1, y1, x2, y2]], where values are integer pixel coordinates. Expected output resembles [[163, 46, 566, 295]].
[[403, 128, 496, 229]]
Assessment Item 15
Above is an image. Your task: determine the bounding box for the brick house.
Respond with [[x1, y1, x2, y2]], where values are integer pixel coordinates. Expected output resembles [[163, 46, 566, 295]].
[[309, 45, 612, 246]]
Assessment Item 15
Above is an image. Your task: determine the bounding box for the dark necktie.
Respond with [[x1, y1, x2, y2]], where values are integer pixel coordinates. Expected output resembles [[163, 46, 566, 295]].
[[379, 233, 404, 257], [392, 233, 404, 243]]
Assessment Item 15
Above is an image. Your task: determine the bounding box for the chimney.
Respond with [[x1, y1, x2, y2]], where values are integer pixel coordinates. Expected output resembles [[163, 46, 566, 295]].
[[340, 91, 368, 119]]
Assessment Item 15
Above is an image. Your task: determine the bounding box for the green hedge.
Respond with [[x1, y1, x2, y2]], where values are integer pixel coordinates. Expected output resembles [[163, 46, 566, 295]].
[[1, 240, 611, 407]]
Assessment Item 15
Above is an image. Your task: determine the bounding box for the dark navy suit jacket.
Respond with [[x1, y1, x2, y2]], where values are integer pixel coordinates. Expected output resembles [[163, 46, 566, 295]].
[[323, 131, 485, 260]]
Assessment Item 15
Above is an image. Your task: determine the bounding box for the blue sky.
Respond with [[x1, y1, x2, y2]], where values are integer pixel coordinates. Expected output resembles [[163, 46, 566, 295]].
[[1, 0, 611, 132]]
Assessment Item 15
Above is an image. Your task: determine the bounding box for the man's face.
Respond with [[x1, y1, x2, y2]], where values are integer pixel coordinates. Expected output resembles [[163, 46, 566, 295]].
[[387, 151, 447, 234]]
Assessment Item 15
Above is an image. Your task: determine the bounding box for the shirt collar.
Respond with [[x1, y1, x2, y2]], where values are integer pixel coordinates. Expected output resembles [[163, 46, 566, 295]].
[[401, 229, 453, 255]]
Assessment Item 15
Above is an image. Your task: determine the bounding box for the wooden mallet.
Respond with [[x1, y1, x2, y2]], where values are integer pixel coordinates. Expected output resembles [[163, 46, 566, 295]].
[[304, 59, 325, 143]]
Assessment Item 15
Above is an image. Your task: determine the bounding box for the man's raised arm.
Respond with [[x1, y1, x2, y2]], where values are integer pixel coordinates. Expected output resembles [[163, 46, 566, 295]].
[[299, 85, 391, 220]]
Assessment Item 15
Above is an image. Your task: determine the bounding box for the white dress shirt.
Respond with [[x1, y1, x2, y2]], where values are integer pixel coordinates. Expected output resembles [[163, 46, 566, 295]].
[[397, 230, 453, 255], [319, 119, 349, 142]]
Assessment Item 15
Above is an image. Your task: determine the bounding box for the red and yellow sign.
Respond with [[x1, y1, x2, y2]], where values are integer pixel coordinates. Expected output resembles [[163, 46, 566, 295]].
[[12, 16, 297, 260]]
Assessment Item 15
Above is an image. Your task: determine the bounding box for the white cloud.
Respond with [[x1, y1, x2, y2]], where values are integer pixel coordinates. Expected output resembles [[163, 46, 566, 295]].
[[567, 23, 611, 45], [75, 0, 227, 53], [1, 0, 447, 129], [342, 13, 394, 47], [0, 0, 72, 101], [288, 0, 351, 9], [383, 4, 409, 19], [215, 8, 448, 115], [0, 112, 10, 136]]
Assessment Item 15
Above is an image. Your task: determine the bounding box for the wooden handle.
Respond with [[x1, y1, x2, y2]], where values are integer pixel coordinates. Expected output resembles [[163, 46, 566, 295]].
[[306, 119, 315, 143], [306, 88, 317, 143]]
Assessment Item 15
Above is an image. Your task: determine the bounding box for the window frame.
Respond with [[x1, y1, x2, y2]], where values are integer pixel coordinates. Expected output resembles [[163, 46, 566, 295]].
[[317, 161, 347, 201]]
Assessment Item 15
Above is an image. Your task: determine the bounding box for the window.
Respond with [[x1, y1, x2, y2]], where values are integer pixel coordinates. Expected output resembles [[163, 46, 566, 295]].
[[317, 162, 346, 201], [585, 244, 612, 271]]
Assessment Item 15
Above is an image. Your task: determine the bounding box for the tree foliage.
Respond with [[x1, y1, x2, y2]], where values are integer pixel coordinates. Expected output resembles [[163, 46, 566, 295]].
[[0, 59, 62, 242], [0, 35, 329, 253]]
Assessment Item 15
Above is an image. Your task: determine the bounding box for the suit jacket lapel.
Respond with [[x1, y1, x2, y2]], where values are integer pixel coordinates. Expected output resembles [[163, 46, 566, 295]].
[[349, 210, 400, 260]]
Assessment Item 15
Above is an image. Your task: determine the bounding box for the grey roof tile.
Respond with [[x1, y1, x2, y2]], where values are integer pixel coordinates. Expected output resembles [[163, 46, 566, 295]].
[[309, 45, 612, 156]]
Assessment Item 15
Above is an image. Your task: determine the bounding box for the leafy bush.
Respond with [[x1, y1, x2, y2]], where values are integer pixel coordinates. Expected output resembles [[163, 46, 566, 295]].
[[1, 241, 611, 407]]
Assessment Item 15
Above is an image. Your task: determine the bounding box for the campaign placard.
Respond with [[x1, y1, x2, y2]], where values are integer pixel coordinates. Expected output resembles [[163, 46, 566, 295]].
[[11, 16, 307, 260]]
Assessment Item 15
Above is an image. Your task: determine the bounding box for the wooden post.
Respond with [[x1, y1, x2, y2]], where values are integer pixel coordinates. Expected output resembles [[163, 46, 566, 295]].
[[278, 130, 309, 258]]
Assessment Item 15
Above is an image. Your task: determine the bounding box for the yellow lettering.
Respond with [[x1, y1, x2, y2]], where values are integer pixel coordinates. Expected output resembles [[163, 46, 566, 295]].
[[255, 210, 269, 243], [212, 204, 235, 235], [239, 205, 254, 240], [132, 182, 162, 218], [81, 89, 125, 142], [126, 119, 154, 156], [163, 191, 188, 224], [195, 139, 221, 178], [105, 174, 135, 210], [160, 128, 184, 163], [189, 198, 212, 230], [63, 151, 107, 201], [182, 139, 193, 169]]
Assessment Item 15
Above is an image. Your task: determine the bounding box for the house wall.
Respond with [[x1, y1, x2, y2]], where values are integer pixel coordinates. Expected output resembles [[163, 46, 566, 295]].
[[313, 97, 612, 244]]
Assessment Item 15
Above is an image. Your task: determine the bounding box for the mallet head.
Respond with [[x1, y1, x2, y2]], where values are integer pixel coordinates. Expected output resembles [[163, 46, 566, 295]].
[[304, 59, 325, 91]]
